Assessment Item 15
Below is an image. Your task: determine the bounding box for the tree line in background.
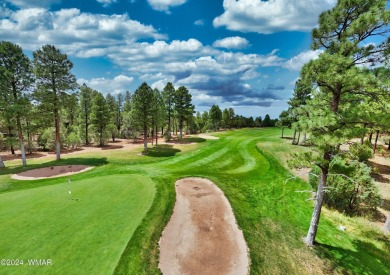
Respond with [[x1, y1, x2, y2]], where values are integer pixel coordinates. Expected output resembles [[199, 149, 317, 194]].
[[0, 41, 277, 167], [277, 0, 390, 246]]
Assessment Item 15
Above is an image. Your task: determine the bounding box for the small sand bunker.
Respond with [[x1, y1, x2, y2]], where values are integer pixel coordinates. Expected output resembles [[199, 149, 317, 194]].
[[12, 165, 93, 180], [197, 134, 219, 140], [159, 177, 249, 275]]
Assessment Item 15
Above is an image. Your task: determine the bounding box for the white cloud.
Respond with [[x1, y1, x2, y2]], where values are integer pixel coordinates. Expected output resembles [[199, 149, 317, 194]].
[[0, 8, 166, 54], [96, 0, 118, 7], [283, 49, 322, 71], [147, 0, 187, 13], [213, 0, 336, 34], [77, 75, 134, 94], [5, 0, 60, 8], [194, 19, 205, 26], [213, 36, 250, 50]]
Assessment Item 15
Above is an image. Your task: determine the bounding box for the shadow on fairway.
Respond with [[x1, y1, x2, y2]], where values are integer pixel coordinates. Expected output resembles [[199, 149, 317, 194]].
[[316, 240, 390, 274], [143, 145, 181, 157]]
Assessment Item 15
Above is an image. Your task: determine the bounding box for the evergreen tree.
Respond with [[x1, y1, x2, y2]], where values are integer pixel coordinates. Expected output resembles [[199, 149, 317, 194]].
[[261, 114, 272, 127], [78, 84, 95, 145], [222, 108, 230, 129], [292, 0, 390, 246], [174, 86, 193, 139], [0, 41, 34, 166], [162, 82, 175, 140], [209, 105, 222, 131], [33, 44, 77, 160], [132, 82, 154, 151], [106, 93, 118, 141], [90, 92, 110, 146]]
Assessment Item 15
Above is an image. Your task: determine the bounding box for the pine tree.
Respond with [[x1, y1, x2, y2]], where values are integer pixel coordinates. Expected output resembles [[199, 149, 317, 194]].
[[132, 82, 154, 151], [293, 0, 390, 246], [33, 45, 77, 160], [0, 41, 34, 166], [162, 82, 175, 140], [90, 92, 110, 146], [174, 86, 193, 139], [78, 84, 95, 145]]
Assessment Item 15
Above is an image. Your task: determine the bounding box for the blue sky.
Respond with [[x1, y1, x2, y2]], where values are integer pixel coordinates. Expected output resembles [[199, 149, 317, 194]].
[[0, 0, 340, 118]]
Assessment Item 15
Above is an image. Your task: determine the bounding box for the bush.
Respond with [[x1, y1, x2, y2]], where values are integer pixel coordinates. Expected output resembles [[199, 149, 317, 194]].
[[309, 157, 381, 216], [66, 132, 81, 150], [349, 141, 373, 162], [37, 128, 55, 151]]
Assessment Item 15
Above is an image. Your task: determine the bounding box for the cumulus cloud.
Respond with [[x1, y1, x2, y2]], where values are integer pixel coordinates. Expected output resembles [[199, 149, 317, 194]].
[[0, 8, 166, 54], [77, 75, 134, 94], [194, 19, 205, 26], [4, 0, 60, 8], [213, 0, 336, 34], [147, 0, 187, 13], [96, 0, 118, 7], [212, 36, 250, 50], [283, 49, 322, 71]]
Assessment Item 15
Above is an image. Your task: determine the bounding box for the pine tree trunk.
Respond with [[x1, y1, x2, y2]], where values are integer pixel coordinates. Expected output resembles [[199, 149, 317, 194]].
[[0, 156, 5, 168], [281, 127, 284, 138], [384, 213, 390, 233], [303, 133, 307, 143], [161, 127, 164, 138], [16, 117, 27, 166], [305, 162, 329, 246], [55, 109, 61, 161], [296, 132, 301, 145], [151, 129, 154, 146], [388, 141, 390, 151], [369, 132, 373, 143], [374, 130, 380, 154], [144, 126, 148, 151], [292, 129, 297, 145], [85, 114, 89, 145], [156, 125, 158, 146]]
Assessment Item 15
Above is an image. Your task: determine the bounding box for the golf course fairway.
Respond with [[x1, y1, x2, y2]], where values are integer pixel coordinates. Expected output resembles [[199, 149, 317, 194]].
[[0, 174, 155, 274], [0, 128, 389, 274]]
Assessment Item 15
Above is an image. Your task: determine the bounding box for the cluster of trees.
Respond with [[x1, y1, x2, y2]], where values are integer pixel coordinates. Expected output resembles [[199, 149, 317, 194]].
[[0, 40, 277, 167], [194, 105, 277, 132], [282, 0, 390, 245]]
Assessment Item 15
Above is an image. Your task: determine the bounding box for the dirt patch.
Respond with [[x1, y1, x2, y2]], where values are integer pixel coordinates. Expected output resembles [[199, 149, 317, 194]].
[[12, 165, 93, 180], [159, 177, 249, 275], [197, 134, 219, 140]]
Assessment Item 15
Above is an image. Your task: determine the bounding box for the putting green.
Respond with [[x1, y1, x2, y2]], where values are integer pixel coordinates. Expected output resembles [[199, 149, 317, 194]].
[[0, 174, 155, 275]]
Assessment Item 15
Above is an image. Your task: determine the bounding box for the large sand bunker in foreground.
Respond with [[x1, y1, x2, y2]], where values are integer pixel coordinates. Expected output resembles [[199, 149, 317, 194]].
[[12, 165, 93, 180], [159, 177, 249, 275]]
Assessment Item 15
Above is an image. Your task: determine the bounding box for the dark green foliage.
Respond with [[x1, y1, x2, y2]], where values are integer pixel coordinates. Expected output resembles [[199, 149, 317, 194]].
[[132, 82, 154, 150], [349, 141, 374, 162], [90, 92, 110, 146], [209, 104, 222, 130], [174, 86, 193, 138], [309, 157, 381, 216]]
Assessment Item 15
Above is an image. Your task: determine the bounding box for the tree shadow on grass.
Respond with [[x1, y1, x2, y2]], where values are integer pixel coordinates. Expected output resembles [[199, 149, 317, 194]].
[[315, 238, 390, 274], [166, 137, 206, 144], [143, 145, 181, 157]]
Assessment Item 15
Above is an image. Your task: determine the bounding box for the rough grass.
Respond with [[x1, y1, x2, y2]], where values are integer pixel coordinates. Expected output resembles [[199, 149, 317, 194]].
[[0, 128, 389, 274]]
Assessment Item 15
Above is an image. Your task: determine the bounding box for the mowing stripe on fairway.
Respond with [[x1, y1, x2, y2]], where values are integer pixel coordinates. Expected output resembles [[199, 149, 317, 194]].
[[0, 174, 155, 275]]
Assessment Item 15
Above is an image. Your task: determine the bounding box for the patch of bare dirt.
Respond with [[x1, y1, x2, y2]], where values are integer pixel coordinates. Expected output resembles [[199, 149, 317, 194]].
[[12, 165, 93, 180], [159, 177, 249, 275]]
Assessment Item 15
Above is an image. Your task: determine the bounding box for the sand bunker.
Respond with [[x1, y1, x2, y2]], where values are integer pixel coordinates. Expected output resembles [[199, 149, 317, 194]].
[[197, 134, 219, 140], [12, 165, 93, 180], [159, 177, 249, 275]]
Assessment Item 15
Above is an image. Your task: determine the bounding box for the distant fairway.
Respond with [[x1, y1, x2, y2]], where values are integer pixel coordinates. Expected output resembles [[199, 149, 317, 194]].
[[0, 175, 155, 275], [0, 128, 388, 274]]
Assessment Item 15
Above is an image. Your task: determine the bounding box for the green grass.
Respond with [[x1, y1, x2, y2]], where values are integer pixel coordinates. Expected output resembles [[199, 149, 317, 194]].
[[0, 174, 155, 275], [0, 128, 389, 274]]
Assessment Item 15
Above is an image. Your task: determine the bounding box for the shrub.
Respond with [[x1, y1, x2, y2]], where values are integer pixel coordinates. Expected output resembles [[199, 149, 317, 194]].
[[309, 157, 381, 216], [349, 141, 373, 162]]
